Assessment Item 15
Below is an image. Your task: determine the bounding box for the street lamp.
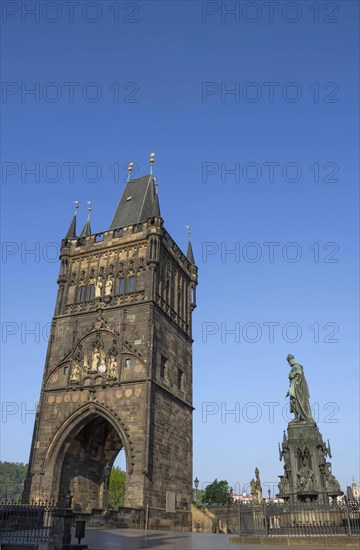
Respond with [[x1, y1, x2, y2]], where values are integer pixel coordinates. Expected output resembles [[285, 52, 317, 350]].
[[268, 488, 271, 502], [194, 477, 199, 504]]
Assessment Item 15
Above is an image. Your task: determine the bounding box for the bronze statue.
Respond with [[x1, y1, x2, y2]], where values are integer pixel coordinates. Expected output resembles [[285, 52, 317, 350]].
[[285, 354, 315, 423]]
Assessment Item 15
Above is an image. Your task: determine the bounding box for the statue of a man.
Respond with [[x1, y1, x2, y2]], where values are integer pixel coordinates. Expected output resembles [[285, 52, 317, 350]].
[[95, 277, 103, 298], [105, 277, 113, 296], [285, 354, 315, 423], [70, 361, 81, 382], [91, 347, 100, 372]]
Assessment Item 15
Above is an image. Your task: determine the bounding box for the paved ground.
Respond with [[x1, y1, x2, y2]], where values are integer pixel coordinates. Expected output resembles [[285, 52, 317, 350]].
[[81, 528, 348, 549]]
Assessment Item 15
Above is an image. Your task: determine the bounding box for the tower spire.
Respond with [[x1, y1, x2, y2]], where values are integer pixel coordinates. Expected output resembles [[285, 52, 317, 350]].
[[149, 152, 155, 176], [65, 200, 79, 238], [186, 225, 195, 264], [80, 201, 92, 237], [127, 162, 134, 182]]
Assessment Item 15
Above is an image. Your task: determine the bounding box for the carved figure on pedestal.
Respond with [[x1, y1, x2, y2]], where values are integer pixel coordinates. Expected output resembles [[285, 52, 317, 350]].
[[321, 462, 340, 493], [317, 444, 326, 467], [98, 349, 107, 373], [82, 354, 90, 375], [70, 361, 81, 382], [250, 467, 263, 503], [278, 474, 290, 495], [95, 277, 103, 298], [105, 277, 113, 297], [107, 355, 118, 380], [91, 347, 100, 373], [297, 466, 315, 492], [285, 354, 315, 423]]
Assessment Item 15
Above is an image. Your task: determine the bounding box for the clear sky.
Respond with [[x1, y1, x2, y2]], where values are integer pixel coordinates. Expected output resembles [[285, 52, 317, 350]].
[[1, 1, 359, 495]]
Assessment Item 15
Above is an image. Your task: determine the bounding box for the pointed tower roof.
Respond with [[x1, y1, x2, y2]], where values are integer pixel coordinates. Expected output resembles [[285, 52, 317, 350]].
[[65, 214, 77, 238], [80, 219, 91, 237], [187, 240, 195, 264], [80, 202, 92, 237], [65, 201, 78, 238], [110, 175, 161, 230]]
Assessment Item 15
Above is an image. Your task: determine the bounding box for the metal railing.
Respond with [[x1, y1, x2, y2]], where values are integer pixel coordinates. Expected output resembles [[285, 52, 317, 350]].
[[0, 500, 56, 544], [238, 499, 360, 537]]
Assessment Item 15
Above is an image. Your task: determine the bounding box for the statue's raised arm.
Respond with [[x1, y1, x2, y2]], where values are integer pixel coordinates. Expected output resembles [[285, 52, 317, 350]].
[[286, 354, 315, 424]]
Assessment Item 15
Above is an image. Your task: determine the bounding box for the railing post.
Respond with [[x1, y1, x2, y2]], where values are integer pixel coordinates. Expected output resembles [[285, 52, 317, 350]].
[[50, 507, 73, 549], [262, 499, 268, 537], [344, 497, 352, 537]]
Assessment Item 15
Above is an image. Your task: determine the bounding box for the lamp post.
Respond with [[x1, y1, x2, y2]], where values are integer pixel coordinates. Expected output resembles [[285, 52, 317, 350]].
[[268, 488, 271, 502], [194, 477, 199, 504]]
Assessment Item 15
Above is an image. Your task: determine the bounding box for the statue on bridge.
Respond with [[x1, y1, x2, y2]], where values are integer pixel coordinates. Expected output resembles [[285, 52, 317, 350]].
[[285, 354, 315, 423]]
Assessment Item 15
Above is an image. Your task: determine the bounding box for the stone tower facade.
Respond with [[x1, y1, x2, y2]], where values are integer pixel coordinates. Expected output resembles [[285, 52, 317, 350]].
[[23, 174, 198, 529]]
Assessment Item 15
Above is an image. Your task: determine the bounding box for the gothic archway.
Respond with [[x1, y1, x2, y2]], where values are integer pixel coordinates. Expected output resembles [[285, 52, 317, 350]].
[[44, 405, 130, 511]]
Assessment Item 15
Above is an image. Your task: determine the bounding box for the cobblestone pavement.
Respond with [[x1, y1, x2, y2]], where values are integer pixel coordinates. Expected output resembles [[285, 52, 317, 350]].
[[82, 528, 346, 549]]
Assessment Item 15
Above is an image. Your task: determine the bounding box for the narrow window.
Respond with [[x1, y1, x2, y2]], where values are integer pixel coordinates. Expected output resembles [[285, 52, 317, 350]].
[[95, 233, 104, 242], [128, 276, 135, 293], [113, 228, 123, 238], [118, 278, 125, 295], [64, 365, 69, 376], [125, 358, 131, 368], [191, 286, 196, 305], [88, 284, 95, 301], [79, 286, 86, 302], [177, 369, 183, 390], [160, 355, 167, 378]]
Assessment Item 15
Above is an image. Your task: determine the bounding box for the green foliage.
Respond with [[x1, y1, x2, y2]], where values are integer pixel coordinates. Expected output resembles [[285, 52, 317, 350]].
[[202, 478, 230, 505], [192, 488, 205, 505], [108, 466, 125, 507], [0, 462, 28, 500]]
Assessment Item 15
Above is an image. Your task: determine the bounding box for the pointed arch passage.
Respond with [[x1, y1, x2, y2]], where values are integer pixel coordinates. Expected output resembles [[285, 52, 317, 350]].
[[44, 405, 131, 511]]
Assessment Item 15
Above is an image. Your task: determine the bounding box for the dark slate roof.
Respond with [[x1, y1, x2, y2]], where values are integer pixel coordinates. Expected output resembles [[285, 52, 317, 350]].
[[65, 214, 77, 238], [110, 175, 161, 230], [187, 241, 195, 264], [80, 219, 92, 238]]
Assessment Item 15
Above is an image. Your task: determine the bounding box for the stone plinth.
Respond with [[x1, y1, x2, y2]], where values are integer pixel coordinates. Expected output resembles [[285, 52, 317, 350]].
[[277, 420, 342, 502]]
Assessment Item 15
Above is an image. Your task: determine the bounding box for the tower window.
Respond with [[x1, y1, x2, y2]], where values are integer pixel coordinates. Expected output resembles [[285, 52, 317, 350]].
[[88, 284, 95, 301], [125, 358, 131, 368], [63, 365, 69, 376], [160, 355, 167, 378], [79, 286, 87, 302], [118, 278, 125, 295], [133, 223, 143, 233], [191, 286, 196, 305], [95, 233, 104, 242], [128, 276, 135, 293], [113, 228, 123, 238], [177, 369, 184, 390]]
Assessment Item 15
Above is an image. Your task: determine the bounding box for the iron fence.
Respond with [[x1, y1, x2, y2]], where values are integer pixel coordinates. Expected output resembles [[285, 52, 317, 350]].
[[0, 500, 56, 544], [238, 499, 360, 537]]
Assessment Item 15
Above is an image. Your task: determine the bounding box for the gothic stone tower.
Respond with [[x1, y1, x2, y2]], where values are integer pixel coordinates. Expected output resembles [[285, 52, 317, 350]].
[[24, 174, 198, 529]]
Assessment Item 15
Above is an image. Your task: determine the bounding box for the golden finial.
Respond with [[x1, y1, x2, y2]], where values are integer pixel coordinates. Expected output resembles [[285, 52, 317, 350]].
[[185, 225, 191, 241], [150, 152, 155, 175], [127, 162, 134, 182]]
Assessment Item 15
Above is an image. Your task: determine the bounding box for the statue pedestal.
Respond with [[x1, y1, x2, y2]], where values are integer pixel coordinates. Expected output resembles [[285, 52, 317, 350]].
[[277, 420, 342, 502]]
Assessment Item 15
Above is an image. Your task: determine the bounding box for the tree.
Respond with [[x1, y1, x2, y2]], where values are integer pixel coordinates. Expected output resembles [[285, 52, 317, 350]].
[[0, 462, 28, 500], [108, 466, 125, 507], [202, 479, 230, 505]]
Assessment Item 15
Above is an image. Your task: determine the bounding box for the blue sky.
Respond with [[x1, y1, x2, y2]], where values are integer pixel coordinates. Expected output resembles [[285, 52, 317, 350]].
[[1, 1, 359, 494]]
